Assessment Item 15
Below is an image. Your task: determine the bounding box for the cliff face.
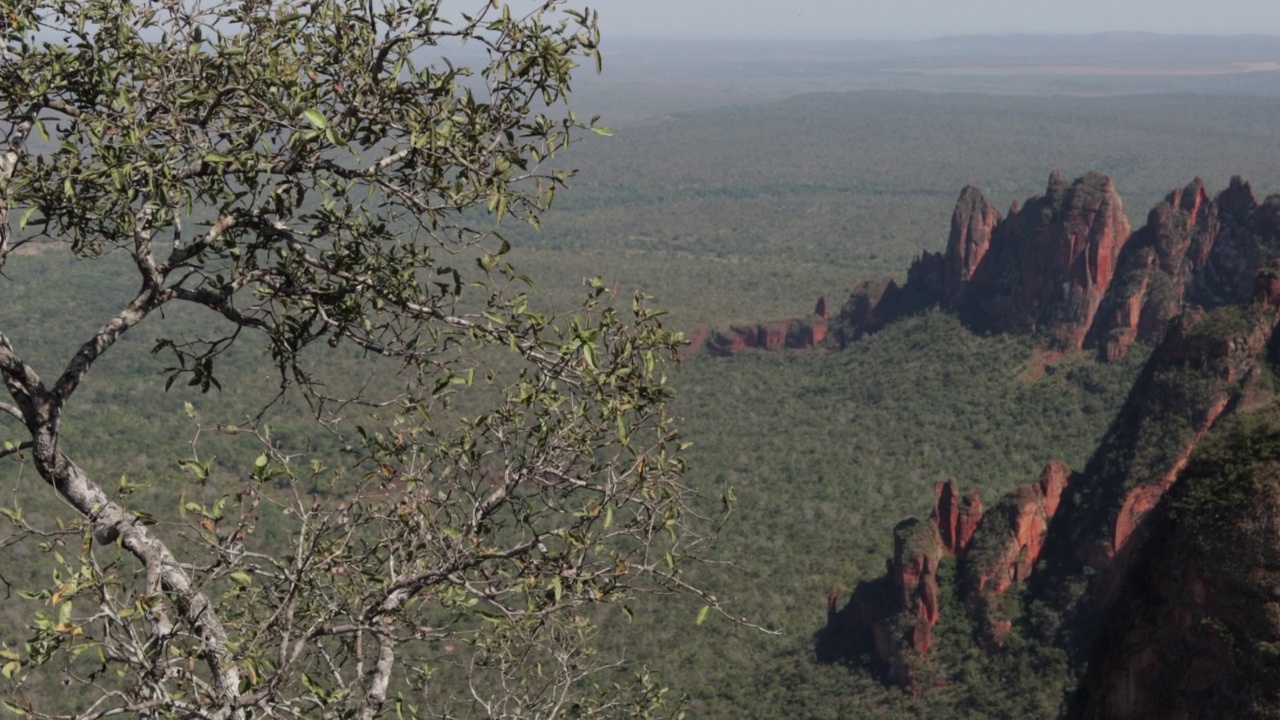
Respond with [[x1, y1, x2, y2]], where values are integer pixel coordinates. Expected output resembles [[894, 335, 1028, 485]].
[[968, 172, 1131, 349], [819, 174, 1280, 364], [942, 186, 1000, 303], [1070, 405, 1280, 720], [827, 292, 1280, 694], [689, 173, 1280, 364], [931, 479, 982, 556], [829, 172, 1134, 352], [1086, 177, 1280, 362], [833, 467, 1073, 682], [974, 465, 1067, 596], [1042, 302, 1280, 615]]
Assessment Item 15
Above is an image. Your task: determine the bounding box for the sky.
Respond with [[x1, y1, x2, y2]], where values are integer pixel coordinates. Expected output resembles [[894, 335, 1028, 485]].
[[578, 0, 1280, 41]]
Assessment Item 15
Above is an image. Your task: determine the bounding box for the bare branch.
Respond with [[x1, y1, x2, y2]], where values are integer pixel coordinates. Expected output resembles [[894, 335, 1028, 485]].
[[0, 332, 46, 424], [0, 402, 23, 423], [51, 284, 170, 405]]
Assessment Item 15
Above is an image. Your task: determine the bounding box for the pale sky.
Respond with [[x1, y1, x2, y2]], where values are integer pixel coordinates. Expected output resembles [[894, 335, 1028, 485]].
[[579, 0, 1280, 40]]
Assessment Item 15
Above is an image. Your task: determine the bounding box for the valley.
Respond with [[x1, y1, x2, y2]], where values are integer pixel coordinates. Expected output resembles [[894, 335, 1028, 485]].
[[6, 29, 1280, 718]]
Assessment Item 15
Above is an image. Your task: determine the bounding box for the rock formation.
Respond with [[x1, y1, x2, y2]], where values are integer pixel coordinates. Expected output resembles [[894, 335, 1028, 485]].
[[1069, 404, 1280, 720], [1041, 301, 1280, 617], [695, 174, 1280, 369], [930, 479, 982, 556], [826, 285, 1280, 697], [829, 172, 1135, 352], [689, 296, 829, 356], [803, 171, 1280, 713], [968, 171, 1131, 348], [942, 186, 1000, 303], [832, 464, 1073, 682]]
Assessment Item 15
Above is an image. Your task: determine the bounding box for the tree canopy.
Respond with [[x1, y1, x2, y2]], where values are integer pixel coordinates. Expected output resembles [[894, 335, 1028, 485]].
[[0, 1, 727, 717]]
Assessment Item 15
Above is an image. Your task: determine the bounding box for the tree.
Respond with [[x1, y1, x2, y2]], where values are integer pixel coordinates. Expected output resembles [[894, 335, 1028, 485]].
[[0, 1, 730, 716]]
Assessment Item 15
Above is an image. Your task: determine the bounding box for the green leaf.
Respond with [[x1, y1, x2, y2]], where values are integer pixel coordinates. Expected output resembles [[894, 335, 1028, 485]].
[[300, 672, 326, 700], [302, 109, 330, 130], [696, 605, 711, 626], [590, 126, 614, 137], [229, 572, 253, 586], [179, 460, 209, 480], [324, 126, 349, 148]]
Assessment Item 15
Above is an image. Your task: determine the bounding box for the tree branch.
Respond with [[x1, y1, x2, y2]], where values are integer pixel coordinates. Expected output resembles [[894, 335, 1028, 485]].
[[28, 438, 245, 719], [50, 284, 170, 404], [0, 401, 24, 423], [0, 332, 45, 427], [0, 440, 32, 460]]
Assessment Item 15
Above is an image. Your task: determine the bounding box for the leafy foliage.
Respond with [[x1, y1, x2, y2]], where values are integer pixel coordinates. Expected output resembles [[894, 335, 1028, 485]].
[[0, 2, 729, 717]]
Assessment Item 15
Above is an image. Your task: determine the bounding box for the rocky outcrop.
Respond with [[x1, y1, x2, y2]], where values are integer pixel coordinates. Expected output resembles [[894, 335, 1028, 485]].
[[828, 284, 1280, 694], [890, 519, 945, 658], [968, 172, 1131, 349], [968, 461, 1072, 598], [827, 172, 1134, 351], [930, 479, 982, 556], [693, 173, 1280, 363], [942, 186, 1000, 303], [1069, 405, 1280, 720], [690, 296, 829, 356], [826, 174, 1280, 362], [832, 465, 1071, 684], [962, 461, 1075, 647], [1041, 301, 1280, 618], [1086, 176, 1280, 361]]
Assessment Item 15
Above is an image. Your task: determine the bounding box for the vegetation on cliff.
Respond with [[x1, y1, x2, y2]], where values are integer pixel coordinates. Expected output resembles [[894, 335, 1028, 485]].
[[1072, 401, 1280, 719]]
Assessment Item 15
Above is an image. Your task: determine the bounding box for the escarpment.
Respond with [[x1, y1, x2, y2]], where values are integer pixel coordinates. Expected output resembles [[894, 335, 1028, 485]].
[[693, 173, 1280, 364], [823, 287, 1280, 698], [1070, 404, 1280, 720], [1038, 301, 1280, 619]]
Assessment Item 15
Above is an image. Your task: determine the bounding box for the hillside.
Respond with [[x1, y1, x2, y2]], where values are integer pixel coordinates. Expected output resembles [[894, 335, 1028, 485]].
[[807, 172, 1280, 717]]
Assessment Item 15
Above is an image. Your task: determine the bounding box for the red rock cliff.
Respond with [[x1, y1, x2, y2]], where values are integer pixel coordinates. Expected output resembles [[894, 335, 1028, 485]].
[[943, 185, 1001, 303], [930, 479, 982, 556], [828, 172, 1133, 352], [1070, 405, 1280, 720], [970, 461, 1073, 597], [706, 174, 1280, 364], [1041, 299, 1280, 624], [969, 171, 1131, 349]]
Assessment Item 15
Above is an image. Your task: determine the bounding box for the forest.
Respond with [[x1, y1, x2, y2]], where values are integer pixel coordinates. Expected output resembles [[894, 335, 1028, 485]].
[[5, 7, 1280, 718]]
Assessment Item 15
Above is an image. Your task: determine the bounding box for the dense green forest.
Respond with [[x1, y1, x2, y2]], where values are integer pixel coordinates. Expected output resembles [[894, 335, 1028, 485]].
[[408, 88, 1280, 717], [6, 39, 1280, 716]]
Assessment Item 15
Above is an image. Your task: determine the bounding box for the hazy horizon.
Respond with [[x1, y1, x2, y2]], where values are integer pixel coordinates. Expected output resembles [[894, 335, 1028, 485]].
[[577, 0, 1280, 41]]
